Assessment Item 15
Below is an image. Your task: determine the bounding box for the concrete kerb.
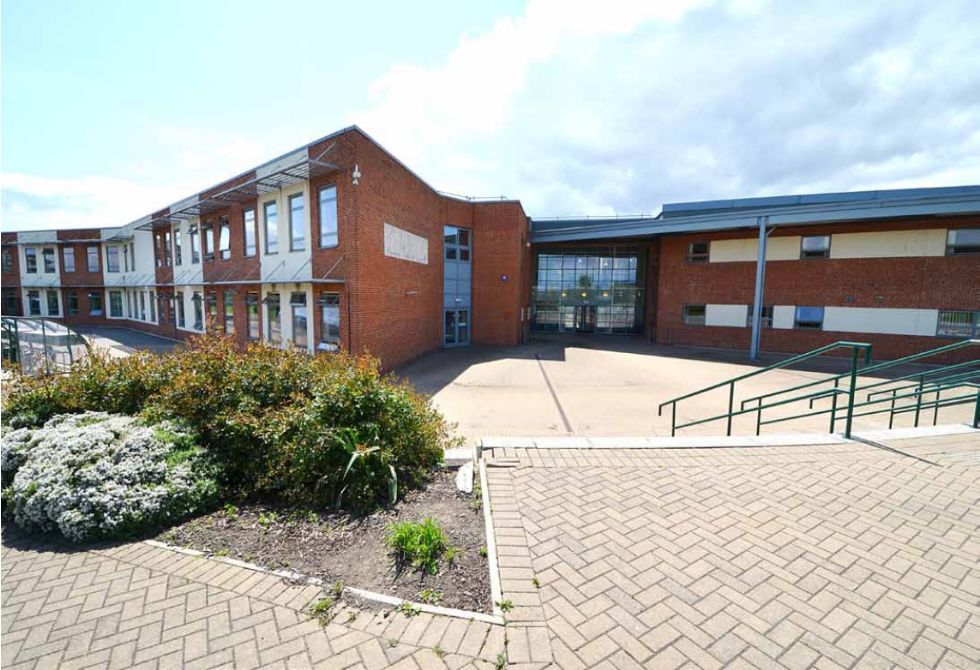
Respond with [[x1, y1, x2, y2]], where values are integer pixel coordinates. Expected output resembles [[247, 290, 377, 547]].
[[143, 539, 504, 626]]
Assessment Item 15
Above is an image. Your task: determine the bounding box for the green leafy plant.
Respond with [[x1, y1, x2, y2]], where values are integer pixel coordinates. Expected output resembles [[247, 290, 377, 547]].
[[497, 599, 514, 612], [479, 546, 488, 558], [328, 427, 398, 510], [532, 576, 540, 588], [330, 581, 344, 597], [418, 589, 442, 605], [397, 602, 421, 617], [385, 518, 455, 575], [310, 597, 334, 618], [433, 645, 445, 658]]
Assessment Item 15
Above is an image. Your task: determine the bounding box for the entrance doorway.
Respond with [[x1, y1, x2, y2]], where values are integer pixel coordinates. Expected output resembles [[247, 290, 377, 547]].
[[574, 305, 596, 333], [444, 309, 470, 346]]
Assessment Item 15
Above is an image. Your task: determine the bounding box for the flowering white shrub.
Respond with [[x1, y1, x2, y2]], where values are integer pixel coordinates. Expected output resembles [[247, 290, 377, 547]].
[[1, 412, 216, 542]]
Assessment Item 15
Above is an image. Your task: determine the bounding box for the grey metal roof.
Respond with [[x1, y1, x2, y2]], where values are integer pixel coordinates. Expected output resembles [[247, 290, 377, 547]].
[[530, 185, 980, 243]]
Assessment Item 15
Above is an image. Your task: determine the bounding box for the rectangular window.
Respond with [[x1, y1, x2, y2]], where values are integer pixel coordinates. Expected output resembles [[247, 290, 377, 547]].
[[68, 291, 78, 316], [130, 242, 135, 271], [106, 246, 120, 273], [223, 291, 235, 333], [109, 290, 123, 318], [246, 292, 259, 340], [265, 292, 281, 343], [88, 292, 103, 315], [63, 247, 76, 273], [444, 225, 471, 262], [25, 247, 37, 273], [168, 294, 176, 324], [202, 224, 213, 261], [318, 293, 341, 350], [265, 202, 279, 253], [2, 249, 12, 273], [290, 292, 308, 348], [219, 219, 231, 260], [946, 228, 980, 255], [174, 229, 183, 265], [163, 232, 172, 266], [177, 292, 186, 328], [128, 291, 134, 318], [794, 306, 824, 330], [190, 225, 201, 263], [936, 310, 978, 337], [243, 209, 257, 257], [206, 292, 217, 328], [683, 304, 706, 325], [154, 235, 162, 267], [43, 248, 56, 273], [289, 194, 305, 251], [746, 305, 774, 328], [27, 290, 41, 315], [149, 292, 156, 322], [124, 244, 130, 272], [192, 292, 203, 330], [46, 290, 59, 315], [139, 292, 146, 321], [686, 242, 710, 263], [87, 245, 99, 272], [318, 186, 338, 248], [800, 235, 831, 259]]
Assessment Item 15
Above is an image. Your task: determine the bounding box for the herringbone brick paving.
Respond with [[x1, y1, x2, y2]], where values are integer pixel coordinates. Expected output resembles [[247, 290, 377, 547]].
[[1, 537, 505, 669], [487, 433, 980, 669]]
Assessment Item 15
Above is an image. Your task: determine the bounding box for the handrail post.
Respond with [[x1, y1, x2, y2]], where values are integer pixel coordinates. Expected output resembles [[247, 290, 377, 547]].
[[830, 377, 840, 432], [40, 319, 50, 375], [974, 388, 980, 429], [671, 402, 677, 437], [726, 382, 735, 436], [888, 388, 896, 429], [913, 374, 924, 427], [755, 398, 762, 435], [933, 387, 941, 425], [843, 347, 860, 438]]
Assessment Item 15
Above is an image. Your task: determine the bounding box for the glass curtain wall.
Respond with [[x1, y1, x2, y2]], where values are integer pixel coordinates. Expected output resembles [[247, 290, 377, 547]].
[[531, 247, 645, 334]]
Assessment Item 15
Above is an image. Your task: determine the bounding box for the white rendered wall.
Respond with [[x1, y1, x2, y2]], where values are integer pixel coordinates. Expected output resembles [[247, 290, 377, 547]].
[[829, 229, 946, 259], [708, 236, 800, 262], [259, 180, 313, 283], [823, 307, 938, 336], [705, 304, 748, 327], [772, 305, 796, 329]]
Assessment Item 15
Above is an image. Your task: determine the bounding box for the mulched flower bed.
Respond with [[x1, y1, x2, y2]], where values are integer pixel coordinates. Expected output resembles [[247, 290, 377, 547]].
[[156, 465, 491, 613]]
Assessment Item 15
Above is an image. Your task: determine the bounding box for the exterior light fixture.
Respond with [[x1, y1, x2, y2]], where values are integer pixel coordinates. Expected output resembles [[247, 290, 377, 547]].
[[561, 291, 567, 297], [352, 164, 361, 186], [581, 292, 587, 298], [602, 292, 609, 298]]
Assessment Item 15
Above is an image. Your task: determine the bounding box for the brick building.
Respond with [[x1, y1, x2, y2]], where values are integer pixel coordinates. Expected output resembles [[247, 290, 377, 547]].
[[2, 126, 978, 366]]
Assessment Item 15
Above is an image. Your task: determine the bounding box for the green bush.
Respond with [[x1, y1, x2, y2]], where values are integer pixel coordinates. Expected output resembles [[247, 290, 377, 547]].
[[386, 518, 456, 574], [2, 334, 455, 511]]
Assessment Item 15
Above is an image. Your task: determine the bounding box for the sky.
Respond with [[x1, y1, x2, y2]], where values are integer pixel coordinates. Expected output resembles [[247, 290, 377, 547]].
[[2, 0, 980, 231]]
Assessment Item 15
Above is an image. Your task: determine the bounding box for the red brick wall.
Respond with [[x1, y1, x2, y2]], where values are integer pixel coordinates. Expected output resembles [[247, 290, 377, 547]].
[[57, 229, 103, 288], [2, 233, 20, 314], [655, 216, 980, 361], [471, 202, 530, 346]]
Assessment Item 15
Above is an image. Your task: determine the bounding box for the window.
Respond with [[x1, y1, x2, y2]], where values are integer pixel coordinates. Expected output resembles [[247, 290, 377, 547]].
[[223, 292, 235, 333], [318, 293, 341, 350], [63, 247, 75, 273], [444, 226, 471, 261], [167, 294, 176, 324], [800, 235, 831, 259], [87, 246, 99, 272], [794, 306, 824, 330], [154, 235, 162, 267], [88, 292, 103, 315], [124, 244, 130, 272], [246, 292, 259, 340], [149, 292, 156, 322], [46, 290, 59, 315], [2, 249, 12, 273], [177, 292, 186, 328], [67, 292, 78, 316], [25, 247, 38, 273], [264, 202, 279, 253], [106, 246, 120, 273], [128, 291, 134, 318], [27, 290, 41, 315], [192, 292, 203, 330], [139, 292, 146, 321], [318, 186, 338, 248], [190, 225, 201, 263], [109, 291, 123, 318], [3, 294, 19, 315], [174, 229, 183, 265], [163, 232, 172, 266], [43, 248, 56, 273], [289, 194, 305, 251], [746, 304, 774, 328], [686, 242, 710, 263], [243, 209, 257, 257], [206, 292, 218, 328], [290, 292, 308, 348], [683, 304, 706, 325], [265, 292, 281, 343], [219, 219, 231, 260], [202, 223, 213, 261], [946, 228, 980, 255], [129, 242, 135, 271], [937, 310, 978, 337]]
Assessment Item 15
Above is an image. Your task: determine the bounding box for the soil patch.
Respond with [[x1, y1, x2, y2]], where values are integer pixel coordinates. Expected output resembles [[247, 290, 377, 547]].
[[157, 466, 491, 613]]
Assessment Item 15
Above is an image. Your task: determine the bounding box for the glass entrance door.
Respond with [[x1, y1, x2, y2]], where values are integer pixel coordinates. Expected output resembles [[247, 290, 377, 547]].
[[444, 309, 470, 346], [574, 305, 596, 333]]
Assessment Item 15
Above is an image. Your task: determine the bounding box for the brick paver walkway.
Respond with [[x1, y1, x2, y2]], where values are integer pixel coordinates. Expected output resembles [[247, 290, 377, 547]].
[[485, 432, 980, 669], [1, 539, 504, 669]]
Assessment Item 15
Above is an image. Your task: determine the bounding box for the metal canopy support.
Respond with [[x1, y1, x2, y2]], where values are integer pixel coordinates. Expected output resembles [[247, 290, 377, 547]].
[[749, 215, 769, 360]]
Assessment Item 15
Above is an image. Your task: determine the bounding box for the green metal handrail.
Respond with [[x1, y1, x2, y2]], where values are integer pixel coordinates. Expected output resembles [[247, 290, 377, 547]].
[[0, 316, 92, 375], [657, 341, 873, 437]]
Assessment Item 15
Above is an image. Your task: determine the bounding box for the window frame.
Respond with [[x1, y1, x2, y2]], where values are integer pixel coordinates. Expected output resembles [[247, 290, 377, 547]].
[[62, 247, 76, 273], [288, 193, 306, 252], [86, 245, 100, 272], [27, 290, 41, 315], [46, 290, 59, 315], [202, 223, 214, 262], [190, 225, 201, 264], [176, 292, 186, 328], [243, 208, 257, 257], [800, 235, 831, 260], [218, 219, 231, 260], [264, 201, 279, 254], [318, 292, 341, 350], [88, 291, 103, 316], [42, 247, 56, 273], [936, 310, 979, 338], [746, 304, 774, 328], [290, 291, 308, 348], [682, 304, 707, 326], [109, 290, 124, 318], [265, 292, 281, 343], [793, 306, 825, 330], [1, 248, 12, 273], [174, 229, 183, 265], [67, 291, 79, 316], [245, 292, 260, 340], [318, 185, 338, 248], [685, 241, 710, 263], [25, 247, 38, 274], [945, 228, 980, 255], [223, 291, 235, 333], [106, 246, 120, 273]]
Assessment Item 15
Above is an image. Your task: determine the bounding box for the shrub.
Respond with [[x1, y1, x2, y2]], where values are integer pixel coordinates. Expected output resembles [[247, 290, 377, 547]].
[[2, 334, 456, 510], [0, 412, 217, 542], [386, 518, 456, 575]]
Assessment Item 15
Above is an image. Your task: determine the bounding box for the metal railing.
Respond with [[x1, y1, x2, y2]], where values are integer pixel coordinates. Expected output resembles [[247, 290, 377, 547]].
[[0, 317, 92, 375], [658, 339, 980, 438]]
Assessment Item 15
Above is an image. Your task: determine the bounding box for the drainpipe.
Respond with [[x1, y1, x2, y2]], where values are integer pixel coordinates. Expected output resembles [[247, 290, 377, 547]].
[[749, 216, 770, 360]]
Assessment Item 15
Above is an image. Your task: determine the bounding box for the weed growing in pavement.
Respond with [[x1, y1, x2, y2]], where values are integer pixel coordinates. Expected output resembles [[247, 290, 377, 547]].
[[496, 599, 513, 612], [433, 644, 445, 658], [388, 639, 398, 648], [479, 546, 488, 558], [397, 602, 421, 617], [330, 580, 344, 597], [310, 597, 334, 618], [494, 652, 506, 670]]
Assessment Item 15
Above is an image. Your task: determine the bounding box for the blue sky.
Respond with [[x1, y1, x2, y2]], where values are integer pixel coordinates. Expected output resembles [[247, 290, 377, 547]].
[[3, 0, 980, 231]]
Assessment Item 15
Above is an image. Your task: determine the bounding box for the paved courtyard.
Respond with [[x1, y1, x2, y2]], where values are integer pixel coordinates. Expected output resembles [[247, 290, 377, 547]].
[[485, 430, 980, 669], [399, 336, 976, 446]]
